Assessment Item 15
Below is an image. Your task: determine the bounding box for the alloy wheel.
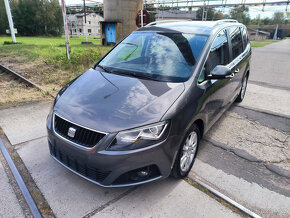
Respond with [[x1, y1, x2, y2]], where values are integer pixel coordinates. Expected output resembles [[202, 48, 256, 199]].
[[180, 131, 198, 172], [241, 76, 248, 99]]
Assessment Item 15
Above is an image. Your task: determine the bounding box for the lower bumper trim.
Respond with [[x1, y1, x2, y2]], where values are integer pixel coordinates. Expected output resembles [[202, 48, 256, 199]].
[[51, 155, 163, 188]]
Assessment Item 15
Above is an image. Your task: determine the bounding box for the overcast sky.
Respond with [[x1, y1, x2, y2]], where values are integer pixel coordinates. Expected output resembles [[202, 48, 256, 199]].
[[62, 0, 288, 19]]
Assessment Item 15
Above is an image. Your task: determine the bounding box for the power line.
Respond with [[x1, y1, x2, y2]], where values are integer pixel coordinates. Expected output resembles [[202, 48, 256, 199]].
[[146, 0, 290, 8]]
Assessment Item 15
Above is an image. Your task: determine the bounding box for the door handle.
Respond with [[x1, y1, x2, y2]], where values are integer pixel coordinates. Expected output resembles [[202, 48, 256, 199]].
[[235, 68, 240, 73], [226, 73, 235, 79]]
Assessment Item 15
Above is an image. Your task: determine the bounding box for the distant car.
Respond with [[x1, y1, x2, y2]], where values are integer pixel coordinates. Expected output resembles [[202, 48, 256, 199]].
[[46, 19, 251, 187]]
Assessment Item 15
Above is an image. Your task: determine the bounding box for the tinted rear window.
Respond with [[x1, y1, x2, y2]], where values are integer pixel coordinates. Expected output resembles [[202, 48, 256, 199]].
[[229, 27, 243, 60], [241, 27, 249, 50]]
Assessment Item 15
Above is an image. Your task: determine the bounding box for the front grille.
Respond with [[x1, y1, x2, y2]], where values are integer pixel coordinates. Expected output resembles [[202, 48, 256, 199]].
[[49, 142, 110, 183], [54, 114, 106, 148]]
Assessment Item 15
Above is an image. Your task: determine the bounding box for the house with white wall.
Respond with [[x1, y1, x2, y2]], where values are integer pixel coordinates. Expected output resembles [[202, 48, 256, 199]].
[[67, 13, 104, 37]]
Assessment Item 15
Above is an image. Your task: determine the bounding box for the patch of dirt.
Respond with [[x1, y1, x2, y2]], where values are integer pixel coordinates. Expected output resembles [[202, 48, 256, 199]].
[[0, 71, 49, 106], [0, 56, 63, 91], [0, 46, 110, 97]]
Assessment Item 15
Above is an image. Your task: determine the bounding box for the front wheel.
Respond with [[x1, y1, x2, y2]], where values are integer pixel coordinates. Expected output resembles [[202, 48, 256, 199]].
[[235, 75, 248, 103], [171, 124, 200, 179]]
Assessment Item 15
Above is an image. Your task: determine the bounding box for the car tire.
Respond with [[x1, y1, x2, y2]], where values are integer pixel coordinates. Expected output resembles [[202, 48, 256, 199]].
[[235, 74, 248, 103], [171, 123, 200, 179]]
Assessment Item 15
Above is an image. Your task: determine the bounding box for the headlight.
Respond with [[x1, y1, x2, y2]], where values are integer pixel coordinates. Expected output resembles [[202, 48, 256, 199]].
[[107, 121, 169, 151], [53, 94, 59, 106], [46, 107, 53, 129]]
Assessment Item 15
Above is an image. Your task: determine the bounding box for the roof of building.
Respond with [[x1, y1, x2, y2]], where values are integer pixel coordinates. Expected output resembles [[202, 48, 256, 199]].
[[73, 12, 103, 18], [247, 28, 270, 36], [156, 10, 197, 20]]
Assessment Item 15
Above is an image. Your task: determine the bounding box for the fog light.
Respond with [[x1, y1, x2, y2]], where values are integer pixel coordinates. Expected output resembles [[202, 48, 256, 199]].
[[113, 165, 160, 185], [137, 170, 149, 178]]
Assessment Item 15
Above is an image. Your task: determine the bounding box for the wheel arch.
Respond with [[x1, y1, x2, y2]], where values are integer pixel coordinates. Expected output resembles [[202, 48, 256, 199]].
[[194, 119, 204, 139]]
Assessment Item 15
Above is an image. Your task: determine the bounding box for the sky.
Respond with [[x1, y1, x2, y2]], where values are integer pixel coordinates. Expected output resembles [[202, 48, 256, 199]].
[[62, 0, 289, 19]]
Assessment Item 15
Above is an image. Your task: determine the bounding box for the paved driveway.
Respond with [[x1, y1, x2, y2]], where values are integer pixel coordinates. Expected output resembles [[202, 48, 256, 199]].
[[0, 39, 290, 218]]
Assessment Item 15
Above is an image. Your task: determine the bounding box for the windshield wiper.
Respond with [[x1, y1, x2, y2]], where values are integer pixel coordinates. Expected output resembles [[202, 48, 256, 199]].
[[122, 42, 138, 47], [95, 64, 112, 74], [111, 70, 161, 81]]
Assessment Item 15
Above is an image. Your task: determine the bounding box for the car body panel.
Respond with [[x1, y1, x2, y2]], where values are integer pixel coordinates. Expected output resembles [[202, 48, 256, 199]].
[[48, 20, 251, 187], [54, 68, 185, 133]]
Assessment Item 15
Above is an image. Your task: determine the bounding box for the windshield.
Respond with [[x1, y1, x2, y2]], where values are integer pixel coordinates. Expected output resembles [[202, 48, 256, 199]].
[[98, 32, 208, 82]]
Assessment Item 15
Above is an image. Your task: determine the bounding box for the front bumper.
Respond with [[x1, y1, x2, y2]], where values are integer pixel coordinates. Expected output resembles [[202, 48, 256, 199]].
[[46, 119, 179, 187]]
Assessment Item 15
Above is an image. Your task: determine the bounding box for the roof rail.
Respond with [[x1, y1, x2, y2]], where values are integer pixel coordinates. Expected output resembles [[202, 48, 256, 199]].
[[214, 19, 238, 26], [146, 20, 187, 26]]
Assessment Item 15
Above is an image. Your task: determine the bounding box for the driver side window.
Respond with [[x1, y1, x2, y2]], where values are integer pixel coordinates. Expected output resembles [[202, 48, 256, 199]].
[[198, 30, 230, 83]]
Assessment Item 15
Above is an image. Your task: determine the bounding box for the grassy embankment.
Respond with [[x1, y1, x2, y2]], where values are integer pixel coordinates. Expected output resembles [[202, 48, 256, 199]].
[[250, 40, 279, 47], [0, 36, 283, 104], [0, 36, 112, 95]]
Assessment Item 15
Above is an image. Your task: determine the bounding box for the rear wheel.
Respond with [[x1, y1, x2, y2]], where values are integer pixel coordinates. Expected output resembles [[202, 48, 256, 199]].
[[171, 124, 200, 179], [235, 74, 248, 103]]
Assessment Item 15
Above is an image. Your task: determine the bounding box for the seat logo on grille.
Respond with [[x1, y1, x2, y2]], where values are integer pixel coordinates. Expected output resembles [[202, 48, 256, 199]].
[[67, 127, 76, 138]]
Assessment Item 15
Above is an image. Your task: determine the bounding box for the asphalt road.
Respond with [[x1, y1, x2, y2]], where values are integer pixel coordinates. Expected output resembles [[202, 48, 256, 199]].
[[190, 40, 290, 217], [249, 39, 290, 91]]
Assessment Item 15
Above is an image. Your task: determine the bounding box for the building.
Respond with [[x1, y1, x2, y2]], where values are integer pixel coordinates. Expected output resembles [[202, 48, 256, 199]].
[[67, 13, 104, 37], [101, 0, 143, 45], [247, 28, 270, 41], [155, 10, 197, 21]]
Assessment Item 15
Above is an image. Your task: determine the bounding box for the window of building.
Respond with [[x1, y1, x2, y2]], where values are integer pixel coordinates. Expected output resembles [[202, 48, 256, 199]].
[[88, 29, 91, 33], [74, 29, 76, 33], [79, 29, 82, 33], [229, 27, 243, 60], [198, 30, 229, 83], [88, 21, 91, 24]]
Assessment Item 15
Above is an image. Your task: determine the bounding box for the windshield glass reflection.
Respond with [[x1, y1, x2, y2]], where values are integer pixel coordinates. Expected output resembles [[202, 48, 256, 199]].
[[99, 32, 208, 82]]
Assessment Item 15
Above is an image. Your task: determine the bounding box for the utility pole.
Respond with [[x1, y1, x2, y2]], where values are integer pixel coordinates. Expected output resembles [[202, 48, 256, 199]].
[[61, 0, 71, 60], [141, 0, 144, 27], [4, 0, 16, 43], [84, 0, 88, 42], [273, 24, 278, 41], [255, 23, 259, 41], [202, 0, 208, 21]]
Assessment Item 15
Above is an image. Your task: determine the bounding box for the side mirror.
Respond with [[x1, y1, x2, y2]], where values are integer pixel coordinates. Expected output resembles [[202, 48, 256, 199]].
[[207, 65, 233, 80]]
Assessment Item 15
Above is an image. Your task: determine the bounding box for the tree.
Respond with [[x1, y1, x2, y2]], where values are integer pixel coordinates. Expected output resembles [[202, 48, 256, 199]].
[[41, 0, 63, 36], [196, 8, 224, 21], [12, 0, 63, 36], [214, 11, 224, 20], [261, 17, 272, 25], [272, 12, 285, 25], [229, 6, 250, 25], [0, 0, 9, 35]]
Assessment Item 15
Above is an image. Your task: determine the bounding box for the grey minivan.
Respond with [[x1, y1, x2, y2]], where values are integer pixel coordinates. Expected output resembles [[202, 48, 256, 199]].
[[46, 20, 251, 187]]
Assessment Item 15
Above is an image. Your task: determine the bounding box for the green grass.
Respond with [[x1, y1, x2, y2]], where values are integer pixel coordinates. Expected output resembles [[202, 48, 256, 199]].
[[0, 36, 105, 63], [0, 36, 112, 90], [250, 40, 279, 47]]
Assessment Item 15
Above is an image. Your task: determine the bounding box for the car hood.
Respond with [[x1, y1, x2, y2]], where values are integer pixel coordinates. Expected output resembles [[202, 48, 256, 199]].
[[54, 68, 185, 133]]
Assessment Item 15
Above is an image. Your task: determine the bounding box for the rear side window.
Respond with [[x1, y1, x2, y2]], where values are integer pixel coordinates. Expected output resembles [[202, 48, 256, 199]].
[[229, 27, 243, 60], [198, 30, 229, 83], [241, 27, 249, 50]]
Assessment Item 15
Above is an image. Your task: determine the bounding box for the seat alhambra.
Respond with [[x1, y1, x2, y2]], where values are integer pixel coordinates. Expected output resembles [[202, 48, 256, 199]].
[[46, 20, 251, 187]]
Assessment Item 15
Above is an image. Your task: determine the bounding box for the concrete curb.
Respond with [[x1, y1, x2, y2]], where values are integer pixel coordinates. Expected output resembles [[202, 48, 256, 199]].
[[266, 164, 290, 179], [0, 139, 42, 218]]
